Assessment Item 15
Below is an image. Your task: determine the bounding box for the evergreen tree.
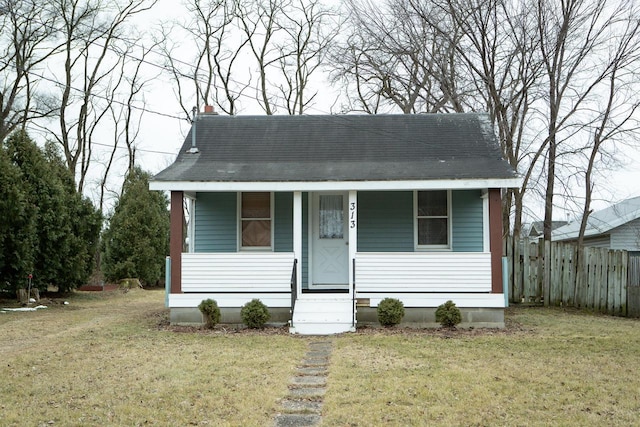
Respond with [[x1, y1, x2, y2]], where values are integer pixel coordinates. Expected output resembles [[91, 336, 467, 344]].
[[0, 131, 101, 292], [0, 142, 36, 291], [102, 167, 169, 286], [44, 142, 102, 291]]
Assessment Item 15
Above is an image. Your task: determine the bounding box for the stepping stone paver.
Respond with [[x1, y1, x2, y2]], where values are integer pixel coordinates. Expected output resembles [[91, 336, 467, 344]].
[[274, 414, 321, 427], [280, 399, 323, 414], [291, 375, 327, 387], [297, 367, 327, 376], [274, 339, 333, 427]]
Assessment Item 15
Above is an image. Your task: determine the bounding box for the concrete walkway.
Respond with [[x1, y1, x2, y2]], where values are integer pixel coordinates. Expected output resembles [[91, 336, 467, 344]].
[[274, 340, 333, 427]]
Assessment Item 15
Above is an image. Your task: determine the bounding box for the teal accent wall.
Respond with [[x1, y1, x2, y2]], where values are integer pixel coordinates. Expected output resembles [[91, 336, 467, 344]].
[[194, 192, 237, 252], [357, 191, 414, 252], [451, 190, 484, 252], [274, 192, 293, 252]]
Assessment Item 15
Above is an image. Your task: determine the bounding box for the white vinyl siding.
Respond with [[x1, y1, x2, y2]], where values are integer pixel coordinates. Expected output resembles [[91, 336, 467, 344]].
[[181, 252, 295, 292], [610, 218, 640, 251], [355, 252, 491, 292], [359, 293, 505, 308], [169, 293, 291, 308], [582, 235, 611, 249]]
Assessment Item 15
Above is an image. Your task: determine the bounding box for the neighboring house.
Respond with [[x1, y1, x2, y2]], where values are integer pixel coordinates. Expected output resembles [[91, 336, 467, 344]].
[[150, 113, 520, 334], [526, 221, 568, 239], [552, 196, 640, 253]]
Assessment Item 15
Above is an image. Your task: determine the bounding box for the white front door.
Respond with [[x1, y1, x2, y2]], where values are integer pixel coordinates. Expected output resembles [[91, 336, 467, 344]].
[[311, 192, 349, 289]]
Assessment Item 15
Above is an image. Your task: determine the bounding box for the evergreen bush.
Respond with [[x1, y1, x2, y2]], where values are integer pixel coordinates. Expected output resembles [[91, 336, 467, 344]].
[[240, 299, 271, 329], [101, 167, 169, 286], [435, 300, 462, 328], [198, 298, 221, 328], [377, 297, 405, 326]]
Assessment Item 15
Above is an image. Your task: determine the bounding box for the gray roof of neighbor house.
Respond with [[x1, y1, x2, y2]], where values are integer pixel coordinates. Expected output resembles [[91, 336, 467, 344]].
[[152, 113, 518, 183], [527, 221, 569, 237], [553, 196, 640, 241]]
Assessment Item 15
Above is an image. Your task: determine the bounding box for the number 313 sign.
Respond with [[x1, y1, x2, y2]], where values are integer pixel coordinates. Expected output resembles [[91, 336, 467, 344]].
[[349, 202, 356, 229]]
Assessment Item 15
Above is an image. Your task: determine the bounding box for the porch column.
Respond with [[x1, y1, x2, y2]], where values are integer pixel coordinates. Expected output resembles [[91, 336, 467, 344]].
[[293, 191, 303, 294], [489, 188, 503, 293], [348, 191, 357, 294], [170, 191, 183, 294]]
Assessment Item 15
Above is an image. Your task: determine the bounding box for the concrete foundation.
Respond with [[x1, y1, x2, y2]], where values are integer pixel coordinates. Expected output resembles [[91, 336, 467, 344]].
[[356, 307, 505, 328], [170, 306, 504, 329], [170, 307, 291, 326]]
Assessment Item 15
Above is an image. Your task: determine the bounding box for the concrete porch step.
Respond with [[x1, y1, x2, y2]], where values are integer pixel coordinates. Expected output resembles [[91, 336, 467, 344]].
[[290, 298, 355, 335]]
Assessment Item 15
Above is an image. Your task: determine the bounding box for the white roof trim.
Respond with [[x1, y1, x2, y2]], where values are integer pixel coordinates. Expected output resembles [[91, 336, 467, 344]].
[[150, 177, 522, 192]]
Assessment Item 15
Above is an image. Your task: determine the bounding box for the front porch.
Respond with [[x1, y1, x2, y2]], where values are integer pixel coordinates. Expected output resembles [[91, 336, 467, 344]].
[[166, 250, 505, 331], [165, 187, 506, 334]]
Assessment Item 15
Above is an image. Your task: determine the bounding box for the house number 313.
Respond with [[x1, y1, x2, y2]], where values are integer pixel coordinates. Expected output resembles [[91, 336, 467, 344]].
[[349, 202, 356, 229]]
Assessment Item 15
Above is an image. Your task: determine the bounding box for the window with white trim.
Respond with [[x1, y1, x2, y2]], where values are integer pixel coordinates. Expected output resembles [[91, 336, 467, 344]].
[[240, 192, 272, 249], [416, 190, 450, 249]]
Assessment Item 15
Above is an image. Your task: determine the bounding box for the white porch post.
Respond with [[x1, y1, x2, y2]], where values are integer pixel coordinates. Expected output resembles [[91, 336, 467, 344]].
[[188, 196, 195, 253], [348, 190, 357, 297], [482, 189, 490, 252], [293, 191, 303, 295]]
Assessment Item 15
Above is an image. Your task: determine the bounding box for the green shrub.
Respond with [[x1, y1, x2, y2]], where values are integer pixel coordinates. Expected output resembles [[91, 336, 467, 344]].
[[241, 299, 271, 329], [377, 298, 405, 326], [435, 300, 462, 328], [198, 298, 221, 328]]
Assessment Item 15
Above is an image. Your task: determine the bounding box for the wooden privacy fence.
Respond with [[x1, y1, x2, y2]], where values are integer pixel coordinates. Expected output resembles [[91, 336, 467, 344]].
[[505, 237, 630, 316], [628, 256, 640, 317]]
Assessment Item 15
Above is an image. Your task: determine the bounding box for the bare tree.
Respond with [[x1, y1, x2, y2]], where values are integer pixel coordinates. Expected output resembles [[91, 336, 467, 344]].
[[0, 0, 60, 141], [534, 0, 640, 242], [413, 0, 545, 237], [161, 0, 249, 116], [330, 0, 469, 114], [235, 0, 290, 115], [276, 0, 340, 114], [51, 0, 156, 193], [574, 17, 640, 248], [95, 39, 161, 213]]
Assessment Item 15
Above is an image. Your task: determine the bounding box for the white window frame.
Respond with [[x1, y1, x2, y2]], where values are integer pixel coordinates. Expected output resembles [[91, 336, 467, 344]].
[[238, 192, 274, 251], [414, 190, 452, 251]]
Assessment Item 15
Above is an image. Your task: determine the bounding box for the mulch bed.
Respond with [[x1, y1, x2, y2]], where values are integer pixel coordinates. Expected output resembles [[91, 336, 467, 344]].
[[160, 317, 530, 337]]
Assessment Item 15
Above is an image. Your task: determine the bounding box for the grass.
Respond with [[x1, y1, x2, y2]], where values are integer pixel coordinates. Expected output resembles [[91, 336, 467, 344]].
[[324, 308, 640, 426], [1, 292, 640, 426], [0, 290, 307, 426]]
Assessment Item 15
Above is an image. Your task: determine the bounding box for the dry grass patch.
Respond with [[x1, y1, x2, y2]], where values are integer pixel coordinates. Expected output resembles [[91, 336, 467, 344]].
[[0, 289, 306, 426], [323, 307, 640, 426]]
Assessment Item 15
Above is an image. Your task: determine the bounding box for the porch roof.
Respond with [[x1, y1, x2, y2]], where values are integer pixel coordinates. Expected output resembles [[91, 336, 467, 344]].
[[151, 114, 519, 190]]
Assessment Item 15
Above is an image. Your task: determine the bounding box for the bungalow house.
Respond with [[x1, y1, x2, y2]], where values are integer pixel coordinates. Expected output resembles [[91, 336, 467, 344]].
[[552, 196, 640, 254], [150, 113, 520, 334]]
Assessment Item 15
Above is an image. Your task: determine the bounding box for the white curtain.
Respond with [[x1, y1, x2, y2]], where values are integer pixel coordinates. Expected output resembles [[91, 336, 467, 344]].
[[319, 195, 344, 239]]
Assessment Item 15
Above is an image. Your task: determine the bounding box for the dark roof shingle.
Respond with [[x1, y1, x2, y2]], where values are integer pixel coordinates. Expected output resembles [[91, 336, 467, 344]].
[[153, 114, 517, 183]]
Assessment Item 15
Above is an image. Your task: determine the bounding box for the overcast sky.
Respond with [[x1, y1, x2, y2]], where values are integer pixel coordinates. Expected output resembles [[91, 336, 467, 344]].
[[123, 0, 640, 223]]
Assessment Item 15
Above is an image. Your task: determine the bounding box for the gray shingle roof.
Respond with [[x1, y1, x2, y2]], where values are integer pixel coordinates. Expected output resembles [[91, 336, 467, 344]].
[[553, 196, 640, 241], [152, 114, 517, 183]]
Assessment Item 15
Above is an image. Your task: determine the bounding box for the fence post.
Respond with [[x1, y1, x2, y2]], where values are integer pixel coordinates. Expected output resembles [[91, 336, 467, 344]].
[[621, 251, 628, 316], [522, 239, 531, 302], [513, 238, 521, 303], [543, 240, 551, 306]]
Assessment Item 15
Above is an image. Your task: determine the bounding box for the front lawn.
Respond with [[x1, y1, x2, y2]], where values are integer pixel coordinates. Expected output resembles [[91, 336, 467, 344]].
[[324, 307, 640, 426], [1, 290, 638, 426]]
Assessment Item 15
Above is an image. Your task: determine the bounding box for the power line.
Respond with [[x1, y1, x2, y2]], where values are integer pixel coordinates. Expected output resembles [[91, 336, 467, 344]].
[[8, 2, 418, 150]]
